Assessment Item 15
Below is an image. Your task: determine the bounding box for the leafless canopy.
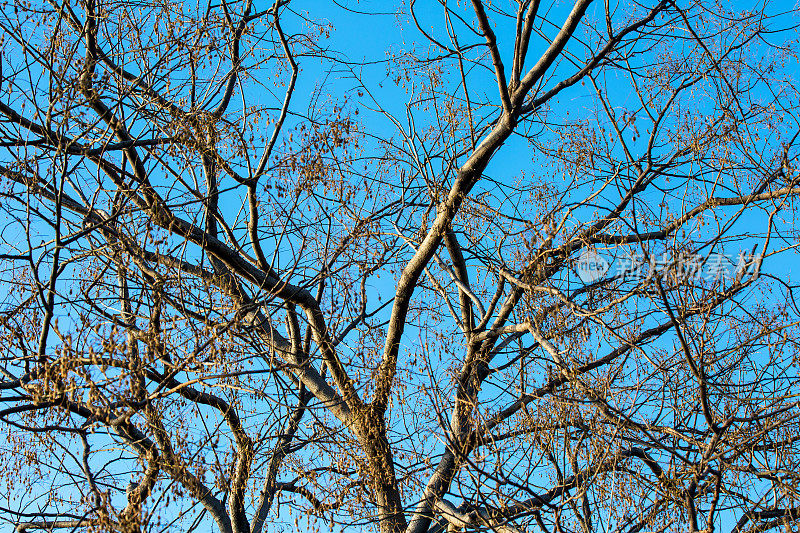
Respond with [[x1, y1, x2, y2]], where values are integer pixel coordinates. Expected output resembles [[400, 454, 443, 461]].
[[1, 1, 800, 533]]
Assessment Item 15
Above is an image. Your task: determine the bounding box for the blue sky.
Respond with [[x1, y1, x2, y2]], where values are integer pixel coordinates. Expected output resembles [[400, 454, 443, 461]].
[[2, 0, 800, 532]]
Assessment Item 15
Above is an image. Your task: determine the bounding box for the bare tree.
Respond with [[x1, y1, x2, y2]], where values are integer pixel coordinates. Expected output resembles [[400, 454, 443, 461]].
[[1, 1, 800, 533]]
